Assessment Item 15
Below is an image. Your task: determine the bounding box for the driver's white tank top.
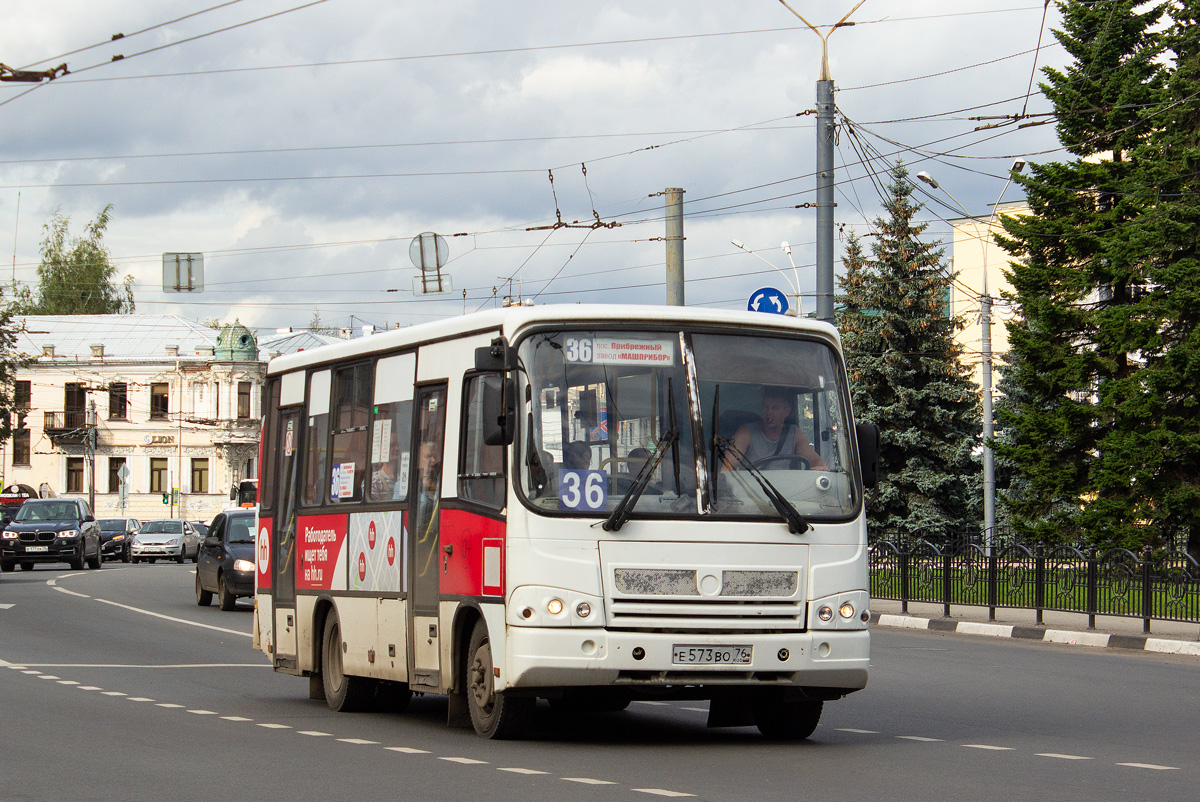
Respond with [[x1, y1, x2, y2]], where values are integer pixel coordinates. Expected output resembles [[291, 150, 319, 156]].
[[745, 423, 793, 463]]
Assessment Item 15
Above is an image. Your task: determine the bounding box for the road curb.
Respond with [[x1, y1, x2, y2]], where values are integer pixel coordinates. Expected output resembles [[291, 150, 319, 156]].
[[871, 613, 1200, 656]]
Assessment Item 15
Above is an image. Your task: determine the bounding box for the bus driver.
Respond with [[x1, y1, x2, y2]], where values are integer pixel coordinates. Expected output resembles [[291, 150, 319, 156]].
[[725, 386, 828, 471]]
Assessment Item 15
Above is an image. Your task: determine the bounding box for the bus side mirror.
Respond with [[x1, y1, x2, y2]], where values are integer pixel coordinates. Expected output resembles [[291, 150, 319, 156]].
[[856, 423, 879, 488], [474, 337, 516, 372], [482, 376, 516, 446], [229, 486, 237, 501]]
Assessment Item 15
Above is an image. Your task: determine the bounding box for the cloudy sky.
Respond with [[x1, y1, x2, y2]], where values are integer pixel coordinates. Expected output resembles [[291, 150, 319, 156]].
[[1, 1, 1066, 335]]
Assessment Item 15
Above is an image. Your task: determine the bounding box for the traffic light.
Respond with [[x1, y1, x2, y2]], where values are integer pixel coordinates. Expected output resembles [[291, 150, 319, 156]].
[[162, 492, 169, 504]]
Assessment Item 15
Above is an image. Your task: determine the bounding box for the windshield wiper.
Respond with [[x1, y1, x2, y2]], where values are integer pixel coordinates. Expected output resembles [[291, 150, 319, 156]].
[[714, 437, 810, 535], [602, 426, 680, 532]]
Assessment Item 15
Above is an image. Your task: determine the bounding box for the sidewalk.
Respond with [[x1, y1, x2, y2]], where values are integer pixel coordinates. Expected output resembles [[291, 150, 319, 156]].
[[869, 598, 1200, 656]]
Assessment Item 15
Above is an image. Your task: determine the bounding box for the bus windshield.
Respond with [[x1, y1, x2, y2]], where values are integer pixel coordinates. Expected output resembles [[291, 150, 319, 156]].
[[516, 329, 858, 522]]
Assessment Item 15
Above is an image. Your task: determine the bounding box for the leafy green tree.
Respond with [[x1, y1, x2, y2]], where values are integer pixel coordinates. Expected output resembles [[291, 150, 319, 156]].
[[14, 205, 135, 315], [997, 0, 1166, 549], [838, 165, 982, 544], [0, 287, 30, 445]]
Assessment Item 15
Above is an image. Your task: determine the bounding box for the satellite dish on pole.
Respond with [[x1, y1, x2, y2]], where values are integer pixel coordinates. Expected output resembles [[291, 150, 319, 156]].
[[409, 232, 452, 294]]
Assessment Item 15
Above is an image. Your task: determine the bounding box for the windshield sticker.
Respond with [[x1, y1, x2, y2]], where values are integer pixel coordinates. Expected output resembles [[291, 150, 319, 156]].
[[558, 469, 607, 511], [564, 337, 675, 366]]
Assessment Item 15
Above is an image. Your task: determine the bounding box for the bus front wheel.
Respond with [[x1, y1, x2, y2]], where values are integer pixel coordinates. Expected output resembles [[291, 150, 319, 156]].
[[465, 619, 532, 739], [321, 609, 374, 712], [753, 697, 823, 740]]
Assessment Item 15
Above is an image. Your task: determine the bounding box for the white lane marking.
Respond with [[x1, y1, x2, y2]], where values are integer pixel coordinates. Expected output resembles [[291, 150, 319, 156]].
[[77, 685, 102, 690], [386, 747, 430, 754], [6, 665, 27, 669], [0, 603, 14, 609], [634, 701, 669, 706], [338, 738, 380, 746], [897, 736, 944, 742], [127, 697, 154, 702], [1037, 753, 1092, 760], [53, 587, 90, 599], [440, 757, 486, 765], [16, 663, 266, 669], [188, 710, 218, 715], [38, 675, 60, 680], [92, 598, 251, 638], [22, 670, 42, 675], [1117, 762, 1179, 770], [102, 691, 127, 696], [156, 703, 184, 708], [499, 768, 548, 775], [963, 744, 1014, 751], [221, 716, 252, 722], [57, 680, 80, 685], [257, 723, 291, 729], [681, 707, 707, 713], [633, 791, 695, 798], [563, 778, 616, 785], [298, 731, 331, 736], [837, 728, 880, 734]]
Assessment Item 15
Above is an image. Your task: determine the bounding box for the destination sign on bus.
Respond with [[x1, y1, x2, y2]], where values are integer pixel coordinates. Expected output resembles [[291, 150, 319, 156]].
[[563, 336, 675, 366]]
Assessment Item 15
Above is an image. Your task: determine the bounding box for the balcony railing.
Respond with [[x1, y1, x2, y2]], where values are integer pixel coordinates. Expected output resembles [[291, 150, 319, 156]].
[[43, 410, 94, 444]]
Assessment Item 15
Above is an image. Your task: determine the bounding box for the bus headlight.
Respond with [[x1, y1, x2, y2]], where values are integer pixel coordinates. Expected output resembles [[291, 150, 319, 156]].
[[818, 605, 834, 621], [507, 586, 603, 627], [839, 603, 856, 619]]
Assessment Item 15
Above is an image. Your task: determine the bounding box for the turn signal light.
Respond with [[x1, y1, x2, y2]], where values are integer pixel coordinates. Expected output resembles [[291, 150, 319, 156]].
[[546, 598, 564, 615], [839, 603, 856, 619], [818, 605, 833, 622]]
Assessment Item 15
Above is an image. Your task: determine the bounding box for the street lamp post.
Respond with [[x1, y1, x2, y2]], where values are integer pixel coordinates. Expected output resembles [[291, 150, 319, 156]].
[[731, 239, 801, 316], [915, 164, 1025, 554]]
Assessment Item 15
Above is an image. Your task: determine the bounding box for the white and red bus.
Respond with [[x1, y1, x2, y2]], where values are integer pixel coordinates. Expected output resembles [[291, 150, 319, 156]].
[[253, 305, 878, 739]]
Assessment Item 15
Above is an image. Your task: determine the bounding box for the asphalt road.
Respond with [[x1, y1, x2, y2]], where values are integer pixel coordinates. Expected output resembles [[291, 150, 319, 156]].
[[1, 563, 1196, 802]]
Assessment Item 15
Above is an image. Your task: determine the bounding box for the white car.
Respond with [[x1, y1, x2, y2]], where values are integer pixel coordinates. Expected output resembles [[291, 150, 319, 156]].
[[131, 519, 201, 564]]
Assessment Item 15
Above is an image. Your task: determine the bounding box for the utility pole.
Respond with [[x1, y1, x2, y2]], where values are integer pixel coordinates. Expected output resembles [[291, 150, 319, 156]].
[[778, 1, 865, 324], [87, 399, 97, 511], [664, 188, 685, 306]]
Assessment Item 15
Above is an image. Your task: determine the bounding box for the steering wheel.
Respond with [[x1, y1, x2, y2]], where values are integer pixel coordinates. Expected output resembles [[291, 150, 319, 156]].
[[752, 454, 811, 470]]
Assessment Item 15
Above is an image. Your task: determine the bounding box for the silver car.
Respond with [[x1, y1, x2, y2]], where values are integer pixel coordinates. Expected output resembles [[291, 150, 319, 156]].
[[131, 519, 201, 564]]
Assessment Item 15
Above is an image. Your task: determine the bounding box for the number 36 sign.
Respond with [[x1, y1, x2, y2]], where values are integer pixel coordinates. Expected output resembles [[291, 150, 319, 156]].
[[558, 469, 607, 511]]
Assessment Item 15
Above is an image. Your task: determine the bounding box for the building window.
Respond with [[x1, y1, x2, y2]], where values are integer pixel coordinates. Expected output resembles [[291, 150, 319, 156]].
[[67, 457, 85, 494], [15, 381, 30, 409], [150, 458, 168, 493], [109, 382, 128, 419], [12, 414, 30, 466], [150, 383, 169, 420], [237, 381, 252, 419], [108, 458, 127, 494], [191, 458, 209, 494]]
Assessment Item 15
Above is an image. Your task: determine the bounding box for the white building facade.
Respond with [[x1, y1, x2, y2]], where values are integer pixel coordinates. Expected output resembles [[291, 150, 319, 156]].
[[3, 315, 266, 523]]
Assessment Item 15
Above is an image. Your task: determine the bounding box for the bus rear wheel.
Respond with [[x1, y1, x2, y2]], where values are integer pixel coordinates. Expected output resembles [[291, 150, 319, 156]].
[[321, 609, 373, 712], [753, 697, 823, 740], [465, 619, 532, 739]]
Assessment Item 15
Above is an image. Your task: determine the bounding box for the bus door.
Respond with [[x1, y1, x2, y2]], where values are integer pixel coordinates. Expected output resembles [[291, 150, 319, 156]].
[[408, 383, 447, 690], [272, 408, 302, 670]]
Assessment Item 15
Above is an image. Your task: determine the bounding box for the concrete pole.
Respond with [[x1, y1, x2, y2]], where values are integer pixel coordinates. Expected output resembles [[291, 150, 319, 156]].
[[87, 399, 96, 512], [815, 80, 836, 323], [982, 293, 996, 553], [665, 188, 685, 306]]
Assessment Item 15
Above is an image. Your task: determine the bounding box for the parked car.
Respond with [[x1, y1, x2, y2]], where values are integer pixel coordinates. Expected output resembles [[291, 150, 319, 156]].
[[191, 521, 209, 539], [196, 509, 257, 610], [131, 519, 202, 564], [0, 498, 102, 571], [97, 518, 140, 562]]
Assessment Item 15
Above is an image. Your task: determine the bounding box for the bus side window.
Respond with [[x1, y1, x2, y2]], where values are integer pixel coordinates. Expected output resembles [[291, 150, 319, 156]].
[[302, 370, 331, 506], [330, 363, 371, 503], [459, 374, 506, 509]]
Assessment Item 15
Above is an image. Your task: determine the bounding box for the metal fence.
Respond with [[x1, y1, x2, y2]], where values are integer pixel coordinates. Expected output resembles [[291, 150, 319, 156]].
[[869, 540, 1200, 633]]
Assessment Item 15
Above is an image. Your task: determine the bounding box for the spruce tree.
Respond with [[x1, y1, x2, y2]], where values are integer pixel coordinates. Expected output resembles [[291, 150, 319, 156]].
[[838, 165, 982, 545], [995, 0, 1164, 547]]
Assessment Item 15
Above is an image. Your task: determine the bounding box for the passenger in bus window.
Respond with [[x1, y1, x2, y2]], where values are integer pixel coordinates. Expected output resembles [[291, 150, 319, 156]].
[[371, 438, 400, 501], [563, 441, 591, 470], [724, 386, 827, 470]]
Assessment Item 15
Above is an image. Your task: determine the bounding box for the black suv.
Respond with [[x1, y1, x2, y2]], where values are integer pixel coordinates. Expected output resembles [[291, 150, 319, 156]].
[[196, 509, 256, 610], [1, 499, 103, 571]]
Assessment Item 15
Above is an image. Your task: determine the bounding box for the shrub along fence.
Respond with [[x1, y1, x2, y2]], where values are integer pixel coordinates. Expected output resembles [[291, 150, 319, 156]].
[[869, 540, 1200, 634]]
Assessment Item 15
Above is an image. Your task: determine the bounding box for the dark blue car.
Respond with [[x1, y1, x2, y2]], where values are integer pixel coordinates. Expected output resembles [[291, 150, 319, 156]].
[[1, 499, 102, 571], [196, 509, 257, 610]]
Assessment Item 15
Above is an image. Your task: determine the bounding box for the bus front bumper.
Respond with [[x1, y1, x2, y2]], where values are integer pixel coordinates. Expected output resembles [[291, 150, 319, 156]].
[[503, 627, 869, 692]]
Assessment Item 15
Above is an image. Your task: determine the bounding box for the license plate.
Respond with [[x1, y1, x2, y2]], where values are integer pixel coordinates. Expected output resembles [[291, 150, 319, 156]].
[[671, 645, 752, 665], [26, 546, 49, 553]]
